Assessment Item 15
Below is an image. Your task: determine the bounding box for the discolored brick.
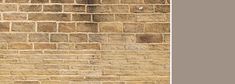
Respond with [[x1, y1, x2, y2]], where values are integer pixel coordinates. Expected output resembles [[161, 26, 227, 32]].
[[69, 34, 87, 42], [5, 0, 29, 3], [108, 34, 135, 43], [77, 23, 98, 32], [89, 34, 108, 43], [43, 5, 62, 12], [144, 0, 165, 4], [124, 23, 144, 32], [9, 43, 32, 49], [121, 0, 144, 4], [137, 14, 170, 22], [37, 22, 57, 32], [64, 5, 85, 12], [136, 34, 163, 43], [28, 13, 71, 21], [145, 23, 170, 33], [14, 81, 40, 84], [58, 23, 76, 32], [34, 43, 56, 49], [51, 0, 74, 3], [155, 5, 170, 13], [76, 0, 100, 4], [115, 14, 137, 22], [0, 4, 17, 12], [3, 13, 27, 20], [130, 5, 154, 13], [29, 33, 49, 42], [87, 5, 129, 13], [72, 14, 91, 21], [0, 33, 27, 42], [76, 43, 100, 50], [100, 23, 123, 32], [93, 14, 114, 22], [31, 0, 49, 3], [58, 43, 75, 49], [102, 0, 119, 4], [0, 22, 10, 32], [50, 34, 68, 42], [19, 5, 42, 12], [11, 22, 35, 32]]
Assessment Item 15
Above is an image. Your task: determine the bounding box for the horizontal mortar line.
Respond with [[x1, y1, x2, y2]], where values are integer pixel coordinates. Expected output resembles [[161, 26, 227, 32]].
[[0, 32, 171, 34], [0, 21, 171, 23], [0, 3, 171, 5], [1, 12, 170, 14]]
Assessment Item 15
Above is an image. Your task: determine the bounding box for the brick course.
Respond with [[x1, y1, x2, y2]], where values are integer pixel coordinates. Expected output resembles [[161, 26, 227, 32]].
[[0, 0, 170, 84]]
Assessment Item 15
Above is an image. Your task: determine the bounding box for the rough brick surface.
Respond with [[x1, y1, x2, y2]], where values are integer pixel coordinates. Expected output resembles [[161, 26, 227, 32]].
[[0, 0, 170, 83]]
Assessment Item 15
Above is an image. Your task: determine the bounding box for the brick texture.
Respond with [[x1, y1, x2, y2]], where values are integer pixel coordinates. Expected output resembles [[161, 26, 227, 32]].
[[0, 0, 170, 84]]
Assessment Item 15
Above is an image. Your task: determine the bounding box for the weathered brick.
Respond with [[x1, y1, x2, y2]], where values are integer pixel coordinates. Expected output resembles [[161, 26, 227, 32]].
[[102, 44, 125, 50], [164, 34, 170, 43], [72, 14, 91, 21], [145, 23, 170, 33], [0, 0, 2, 3], [5, 0, 29, 3], [14, 81, 40, 84], [8, 43, 32, 49], [34, 43, 56, 49], [102, 0, 119, 4], [0, 43, 7, 49], [115, 14, 137, 22], [136, 34, 163, 43], [50, 34, 68, 42], [0, 22, 10, 32], [69, 34, 87, 42], [126, 81, 155, 84], [87, 5, 129, 13], [37, 22, 57, 32], [103, 82, 125, 84], [144, 0, 166, 4], [76, 0, 100, 4], [137, 14, 170, 22], [58, 23, 76, 32], [28, 13, 71, 21], [0, 33, 27, 42], [64, 5, 85, 12], [121, 0, 144, 4], [0, 4, 17, 12], [155, 5, 170, 13], [58, 43, 75, 49], [77, 23, 98, 32], [3, 13, 27, 20], [12, 22, 35, 32], [76, 43, 100, 50], [99, 23, 123, 32], [124, 23, 144, 32], [19, 5, 42, 12], [93, 14, 114, 22], [51, 0, 74, 3], [89, 34, 108, 43], [31, 0, 49, 3], [108, 34, 135, 43], [29, 33, 49, 42], [130, 5, 154, 13], [43, 5, 62, 12]]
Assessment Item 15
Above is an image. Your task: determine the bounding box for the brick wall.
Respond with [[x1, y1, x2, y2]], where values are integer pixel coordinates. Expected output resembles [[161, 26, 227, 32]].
[[0, 0, 170, 84]]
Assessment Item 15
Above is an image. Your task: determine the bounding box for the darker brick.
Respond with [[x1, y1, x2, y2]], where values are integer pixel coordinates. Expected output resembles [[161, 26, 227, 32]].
[[145, 23, 170, 33], [121, 0, 144, 4], [50, 34, 68, 42], [28, 13, 71, 21], [34, 43, 56, 49], [155, 5, 170, 13], [0, 22, 10, 32], [144, 0, 165, 4], [31, 0, 49, 3], [77, 23, 98, 32], [51, 0, 74, 3], [19, 5, 42, 12], [75, 43, 100, 50], [130, 5, 154, 13], [58, 23, 76, 32], [76, 0, 100, 4], [69, 34, 87, 42], [37, 22, 57, 32], [93, 14, 114, 22], [43, 5, 62, 12], [136, 34, 163, 43], [64, 5, 85, 12], [124, 23, 144, 33], [5, 0, 29, 3], [115, 14, 136, 22], [72, 14, 91, 21]]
